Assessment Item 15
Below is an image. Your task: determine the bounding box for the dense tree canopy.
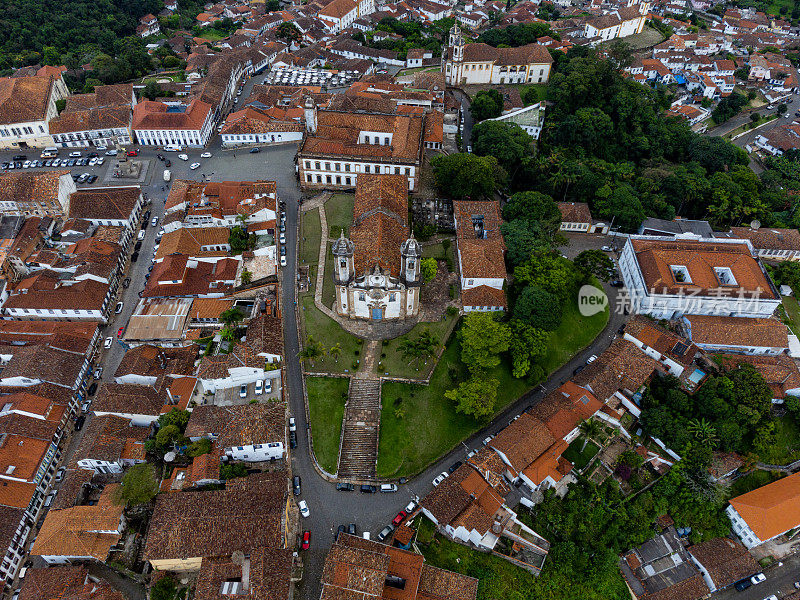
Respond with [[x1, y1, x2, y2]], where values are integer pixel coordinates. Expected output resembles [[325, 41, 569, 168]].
[[430, 153, 505, 199], [471, 121, 534, 172]]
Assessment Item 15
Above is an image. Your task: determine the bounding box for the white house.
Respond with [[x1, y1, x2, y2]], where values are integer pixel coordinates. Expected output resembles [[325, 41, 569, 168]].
[[132, 98, 215, 148], [0, 72, 69, 150], [727, 473, 800, 549], [618, 235, 782, 319]]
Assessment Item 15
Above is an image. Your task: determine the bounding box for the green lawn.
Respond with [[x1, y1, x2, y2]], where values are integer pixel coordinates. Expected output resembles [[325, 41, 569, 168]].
[[300, 294, 361, 373], [780, 295, 800, 336], [756, 414, 800, 465], [562, 439, 600, 471], [306, 377, 349, 474], [418, 531, 541, 599], [377, 331, 531, 478], [300, 207, 321, 267], [538, 283, 610, 375], [728, 469, 785, 498], [326, 193, 355, 237], [421, 238, 455, 270], [379, 312, 459, 379]]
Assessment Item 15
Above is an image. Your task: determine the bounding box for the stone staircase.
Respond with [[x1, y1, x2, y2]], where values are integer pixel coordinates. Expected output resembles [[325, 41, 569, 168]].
[[337, 378, 382, 481]]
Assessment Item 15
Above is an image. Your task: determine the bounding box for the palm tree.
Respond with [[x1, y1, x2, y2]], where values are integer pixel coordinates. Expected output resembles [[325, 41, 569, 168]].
[[299, 336, 325, 367], [328, 343, 342, 363], [578, 418, 602, 452], [688, 418, 719, 448]]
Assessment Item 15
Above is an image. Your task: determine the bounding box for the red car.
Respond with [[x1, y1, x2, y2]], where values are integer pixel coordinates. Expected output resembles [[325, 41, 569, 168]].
[[126, 149, 138, 157], [117, 326, 125, 338], [392, 511, 407, 527], [301, 531, 310, 550]]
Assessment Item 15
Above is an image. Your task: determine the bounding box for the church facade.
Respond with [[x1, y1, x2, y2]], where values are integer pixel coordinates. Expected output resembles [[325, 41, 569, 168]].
[[332, 174, 421, 321]]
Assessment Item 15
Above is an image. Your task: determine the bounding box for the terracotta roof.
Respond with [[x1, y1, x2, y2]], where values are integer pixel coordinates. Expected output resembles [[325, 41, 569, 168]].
[[535, 381, 602, 440], [459, 42, 552, 66], [145, 473, 287, 561], [461, 285, 507, 308], [72, 415, 149, 465], [0, 75, 55, 125], [684, 315, 789, 348], [185, 402, 286, 449], [624, 316, 700, 367], [50, 469, 94, 510], [319, 0, 358, 20], [350, 174, 409, 277], [630, 238, 778, 300], [730, 226, 800, 252], [712, 353, 800, 400], [189, 297, 234, 320], [194, 548, 293, 600], [728, 472, 800, 541], [0, 479, 37, 509], [557, 201, 592, 224], [93, 383, 168, 417], [688, 537, 758, 589], [114, 344, 197, 380], [132, 98, 212, 131], [0, 171, 70, 208], [574, 338, 660, 400], [246, 312, 284, 357], [1, 342, 88, 388], [489, 413, 555, 474], [19, 565, 123, 600], [31, 485, 123, 561], [155, 226, 231, 260], [49, 105, 130, 135], [68, 186, 142, 221]]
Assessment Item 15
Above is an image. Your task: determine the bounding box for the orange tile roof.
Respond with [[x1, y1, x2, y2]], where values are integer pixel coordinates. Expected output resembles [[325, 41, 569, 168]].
[[0, 433, 50, 482], [0, 480, 37, 509], [522, 438, 571, 486], [728, 472, 800, 541], [489, 413, 555, 475]]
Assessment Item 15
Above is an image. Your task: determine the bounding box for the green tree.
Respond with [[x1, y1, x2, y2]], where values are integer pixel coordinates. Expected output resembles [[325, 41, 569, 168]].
[[430, 153, 504, 199], [299, 335, 325, 366], [778, 103, 788, 115], [220, 463, 248, 480], [327, 343, 342, 362], [687, 418, 719, 448], [276, 22, 301, 42], [470, 89, 503, 121], [513, 285, 563, 331], [241, 269, 252, 285], [114, 463, 159, 506], [228, 225, 250, 254], [514, 252, 580, 300], [471, 121, 533, 172], [501, 191, 561, 239], [508, 320, 549, 378], [150, 575, 179, 600], [398, 331, 438, 366], [155, 424, 185, 452], [188, 438, 212, 457], [219, 307, 245, 328], [500, 219, 552, 267], [573, 249, 615, 282], [445, 376, 498, 419], [460, 312, 510, 372], [420, 257, 438, 283], [42, 46, 60, 65], [578, 418, 602, 451], [159, 408, 190, 431]]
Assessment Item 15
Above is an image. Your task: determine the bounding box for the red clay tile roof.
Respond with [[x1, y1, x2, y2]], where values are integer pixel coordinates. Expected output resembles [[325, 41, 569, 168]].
[[19, 565, 124, 600], [728, 472, 800, 541], [684, 315, 789, 348], [557, 201, 592, 224], [132, 98, 212, 131], [461, 285, 507, 308], [688, 537, 758, 589], [730, 227, 800, 252], [0, 75, 55, 125]]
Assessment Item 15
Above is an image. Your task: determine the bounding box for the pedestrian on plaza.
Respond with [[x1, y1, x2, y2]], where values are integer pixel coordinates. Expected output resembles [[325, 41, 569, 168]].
[[233, 153, 236, 158]]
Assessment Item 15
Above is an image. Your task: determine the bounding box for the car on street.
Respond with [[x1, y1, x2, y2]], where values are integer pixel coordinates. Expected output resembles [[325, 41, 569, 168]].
[[115, 301, 124, 314], [249, 147, 261, 153], [106, 150, 118, 156], [293, 476, 301, 496], [151, 216, 158, 227], [280, 255, 287, 267], [380, 483, 398, 493], [482, 435, 494, 446], [405, 500, 417, 514], [117, 327, 124, 338], [189, 162, 200, 170], [360, 484, 377, 493], [239, 384, 248, 398], [610, 279, 624, 288], [298, 500, 310, 518], [750, 573, 766, 585], [392, 511, 406, 526], [131, 252, 139, 262], [123, 277, 131, 288], [165, 159, 171, 167], [94, 367, 103, 379], [336, 482, 354, 491], [289, 430, 297, 449], [69, 151, 81, 158], [289, 417, 296, 432], [178, 153, 188, 161], [448, 460, 463, 473], [432, 472, 449, 486], [348, 523, 356, 535], [586, 354, 598, 364], [87, 382, 98, 396], [573, 364, 586, 375], [89, 157, 98, 166], [104, 337, 113, 349], [126, 149, 138, 156], [377, 525, 394, 542], [336, 525, 346, 539], [201, 152, 212, 158], [255, 379, 264, 395], [279, 232, 286, 244], [55, 467, 66, 482], [601, 245, 613, 252], [301, 531, 310, 550]]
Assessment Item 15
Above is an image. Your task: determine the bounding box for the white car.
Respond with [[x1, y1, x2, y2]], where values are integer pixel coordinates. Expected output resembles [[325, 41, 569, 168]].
[[105, 149, 118, 156], [255, 379, 264, 395], [280, 255, 287, 267], [289, 417, 296, 432], [432, 472, 449, 486], [178, 153, 189, 161], [586, 354, 598, 364], [405, 500, 418, 514], [601, 245, 613, 252], [279, 232, 286, 244], [115, 301, 123, 314], [89, 157, 98, 166], [151, 216, 159, 227], [200, 152, 212, 158], [97, 157, 105, 165], [22, 160, 31, 168], [189, 162, 201, 170], [751, 573, 766, 585], [482, 435, 494, 446], [298, 500, 310, 518], [69, 151, 81, 158], [104, 336, 113, 349], [51, 158, 61, 167]]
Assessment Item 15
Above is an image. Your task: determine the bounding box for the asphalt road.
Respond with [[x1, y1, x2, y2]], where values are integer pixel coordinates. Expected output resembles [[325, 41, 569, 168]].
[[1, 133, 628, 600], [713, 553, 800, 600]]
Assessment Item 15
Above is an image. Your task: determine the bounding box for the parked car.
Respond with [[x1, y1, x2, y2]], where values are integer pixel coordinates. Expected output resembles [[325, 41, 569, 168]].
[[94, 367, 103, 379], [404, 500, 417, 514], [377, 525, 395, 542], [117, 326, 124, 338], [122, 277, 131, 288], [432, 472, 449, 486], [255, 379, 264, 395], [264, 379, 272, 394], [281, 255, 287, 267], [104, 337, 113, 349], [751, 573, 766, 585], [380, 483, 398, 493], [126, 149, 138, 157], [298, 500, 310, 518], [448, 460, 463, 473], [115, 301, 124, 314], [87, 382, 98, 396], [189, 162, 200, 170], [239, 384, 248, 398], [482, 435, 494, 446], [336, 525, 346, 539], [301, 531, 311, 550], [200, 152, 212, 158], [610, 280, 624, 288], [151, 216, 158, 227], [69, 151, 81, 158], [734, 579, 752, 592], [289, 417, 296, 432], [573, 364, 586, 375], [360, 484, 377, 493], [601, 245, 613, 252], [55, 466, 67, 482], [250, 147, 261, 153], [178, 153, 189, 161], [336, 482, 354, 491], [106, 150, 118, 156], [131, 252, 139, 262], [289, 430, 297, 449], [392, 511, 406, 526], [293, 476, 301, 496], [165, 159, 171, 167], [586, 354, 598, 364]]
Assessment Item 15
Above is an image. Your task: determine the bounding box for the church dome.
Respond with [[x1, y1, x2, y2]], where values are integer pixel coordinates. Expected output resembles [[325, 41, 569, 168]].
[[401, 235, 422, 257], [331, 232, 354, 256]]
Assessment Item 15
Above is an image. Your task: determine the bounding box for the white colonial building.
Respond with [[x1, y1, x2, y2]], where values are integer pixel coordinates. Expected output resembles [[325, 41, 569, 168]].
[[132, 98, 215, 148]]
